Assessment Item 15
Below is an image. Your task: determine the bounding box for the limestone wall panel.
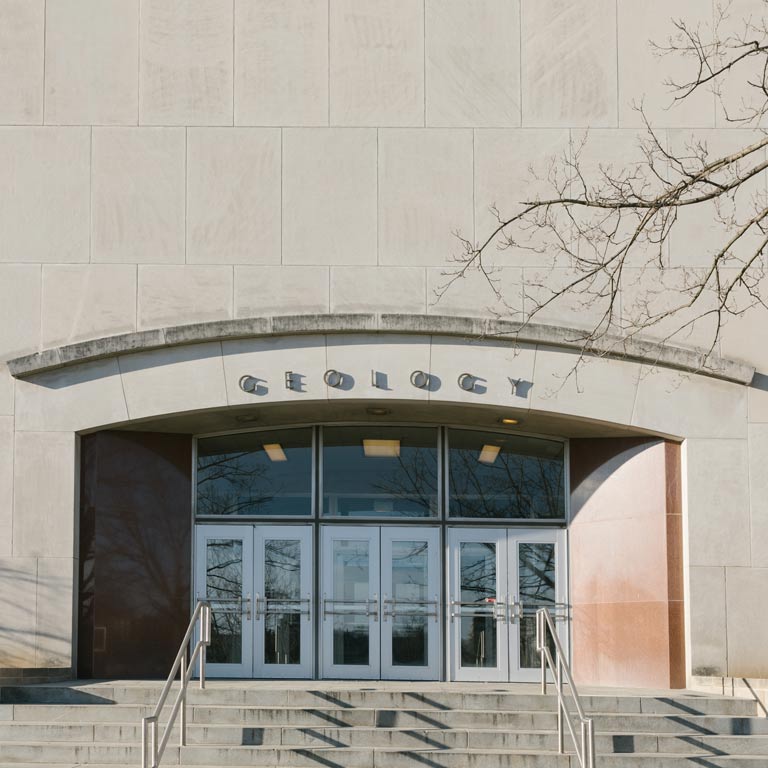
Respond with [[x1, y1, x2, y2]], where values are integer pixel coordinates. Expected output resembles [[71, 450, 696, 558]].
[[14, 360, 129, 433], [35, 557, 75, 669], [725, 567, 768, 677], [521, 0, 617, 127], [529, 348, 641, 426], [138, 266, 233, 331], [0, 557, 38, 667], [235, 266, 330, 317], [330, 0, 424, 127], [0, 0, 43, 124], [632, 367, 748, 439], [118, 343, 228, 420], [139, 0, 233, 126], [92, 128, 186, 264], [425, 0, 520, 127], [379, 129, 473, 266], [0, 416, 13, 557], [688, 566, 728, 677], [12, 431, 76, 559], [0, 128, 89, 263], [44, 0, 139, 125], [0, 265, 41, 359], [686, 439, 751, 568], [473, 129, 571, 267], [41, 265, 137, 349], [282, 128, 377, 265], [235, 0, 328, 126], [617, 0, 715, 128], [187, 128, 281, 265], [331, 267, 427, 314]]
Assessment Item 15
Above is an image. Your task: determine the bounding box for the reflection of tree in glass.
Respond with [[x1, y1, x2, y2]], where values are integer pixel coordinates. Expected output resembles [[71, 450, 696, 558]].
[[518, 543, 557, 669], [450, 449, 564, 519], [206, 539, 244, 664], [460, 543, 497, 603], [197, 451, 276, 516], [370, 448, 439, 516], [264, 539, 300, 600]]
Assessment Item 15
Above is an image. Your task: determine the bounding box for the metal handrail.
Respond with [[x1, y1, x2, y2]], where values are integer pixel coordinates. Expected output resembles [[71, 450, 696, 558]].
[[536, 607, 596, 768], [141, 600, 212, 768]]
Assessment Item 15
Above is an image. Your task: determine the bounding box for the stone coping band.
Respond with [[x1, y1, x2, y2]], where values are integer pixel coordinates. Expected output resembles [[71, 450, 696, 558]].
[[6, 313, 755, 385]]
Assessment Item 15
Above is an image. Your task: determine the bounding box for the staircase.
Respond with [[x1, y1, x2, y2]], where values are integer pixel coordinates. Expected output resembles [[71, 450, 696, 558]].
[[0, 681, 767, 767]]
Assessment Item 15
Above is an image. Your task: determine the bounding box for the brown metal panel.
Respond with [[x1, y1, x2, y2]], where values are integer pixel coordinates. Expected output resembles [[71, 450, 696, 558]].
[[78, 431, 192, 679]]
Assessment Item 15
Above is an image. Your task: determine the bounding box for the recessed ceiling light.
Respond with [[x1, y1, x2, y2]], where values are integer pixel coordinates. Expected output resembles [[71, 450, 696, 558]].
[[478, 444, 501, 464], [366, 407, 392, 416], [498, 417, 521, 426], [263, 443, 287, 462], [363, 439, 401, 457], [235, 414, 260, 423]]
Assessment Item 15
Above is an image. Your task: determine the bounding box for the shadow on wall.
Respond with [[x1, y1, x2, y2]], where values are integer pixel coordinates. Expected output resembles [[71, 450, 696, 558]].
[[569, 440, 655, 523]]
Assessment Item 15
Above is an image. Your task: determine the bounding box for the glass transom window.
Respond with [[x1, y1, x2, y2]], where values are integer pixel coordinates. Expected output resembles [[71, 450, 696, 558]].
[[322, 426, 438, 518], [447, 429, 565, 519], [197, 428, 313, 516]]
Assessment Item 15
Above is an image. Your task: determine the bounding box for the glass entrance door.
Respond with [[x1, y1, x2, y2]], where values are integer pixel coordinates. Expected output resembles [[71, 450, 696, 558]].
[[320, 526, 441, 680], [195, 525, 254, 677], [195, 524, 313, 678], [448, 528, 566, 682], [320, 526, 381, 679], [254, 526, 313, 678], [381, 527, 441, 680]]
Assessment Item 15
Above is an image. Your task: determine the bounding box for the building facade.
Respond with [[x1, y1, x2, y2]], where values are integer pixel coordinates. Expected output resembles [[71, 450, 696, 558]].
[[0, 0, 766, 697]]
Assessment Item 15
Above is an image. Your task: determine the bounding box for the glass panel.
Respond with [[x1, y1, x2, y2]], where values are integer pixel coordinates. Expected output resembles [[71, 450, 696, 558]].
[[459, 542, 498, 668], [448, 429, 565, 519], [263, 539, 302, 665], [322, 426, 438, 517], [391, 541, 429, 667], [197, 428, 312, 516], [206, 539, 243, 664], [518, 542, 556, 669], [332, 540, 370, 665]]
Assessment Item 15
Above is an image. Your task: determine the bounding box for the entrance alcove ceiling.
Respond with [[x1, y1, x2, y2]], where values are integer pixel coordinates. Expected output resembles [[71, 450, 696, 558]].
[[7, 314, 753, 441]]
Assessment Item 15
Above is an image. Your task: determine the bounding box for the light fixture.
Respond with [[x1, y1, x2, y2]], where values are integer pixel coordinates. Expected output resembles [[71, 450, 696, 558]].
[[478, 444, 501, 464], [366, 407, 392, 416], [263, 443, 287, 462], [363, 439, 401, 458], [498, 417, 521, 426]]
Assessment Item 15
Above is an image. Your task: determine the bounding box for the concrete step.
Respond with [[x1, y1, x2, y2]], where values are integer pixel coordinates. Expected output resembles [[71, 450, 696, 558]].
[[2, 745, 768, 767], [0, 685, 758, 717], [3, 725, 768, 755], [5, 703, 768, 735]]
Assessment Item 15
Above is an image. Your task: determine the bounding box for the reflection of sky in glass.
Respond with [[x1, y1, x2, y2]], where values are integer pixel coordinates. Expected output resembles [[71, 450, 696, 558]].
[[197, 429, 312, 516], [449, 429, 565, 519]]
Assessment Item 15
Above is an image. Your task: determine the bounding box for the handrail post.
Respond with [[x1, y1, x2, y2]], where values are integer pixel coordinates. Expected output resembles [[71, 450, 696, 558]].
[[180, 650, 187, 747], [557, 658, 564, 754], [151, 717, 158, 768], [141, 718, 148, 768], [200, 603, 209, 690], [586, 718, 595, 768], [580, 720, 588, 767], [537, 610, 546, 695]]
